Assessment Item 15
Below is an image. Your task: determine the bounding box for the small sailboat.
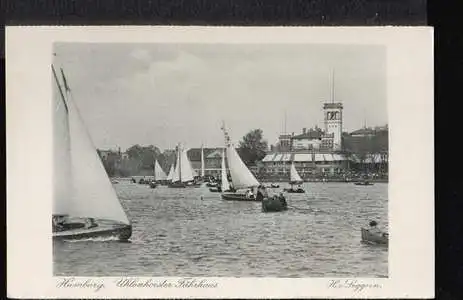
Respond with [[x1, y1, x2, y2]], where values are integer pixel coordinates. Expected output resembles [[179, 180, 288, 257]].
[[219, 125, 260, 201], [150, 159, 167, 188], [168, 144, 199, 188], [210, 148, 231, 193], [52, 65, 132, 241], [283, 162, 305, 193]]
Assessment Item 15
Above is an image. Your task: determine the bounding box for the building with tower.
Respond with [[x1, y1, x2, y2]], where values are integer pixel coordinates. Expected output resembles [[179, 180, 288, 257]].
[[323, 102, 343, 151], [260, 69, 352, 178]]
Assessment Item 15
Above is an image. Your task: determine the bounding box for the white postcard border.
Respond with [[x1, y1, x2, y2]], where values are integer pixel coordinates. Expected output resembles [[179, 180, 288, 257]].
[[6, 26, 434, 299]]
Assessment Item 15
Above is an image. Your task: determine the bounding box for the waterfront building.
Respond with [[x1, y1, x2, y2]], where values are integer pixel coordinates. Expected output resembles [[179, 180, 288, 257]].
[[261, 71, 387, 179], [187, 147, 228, 178]]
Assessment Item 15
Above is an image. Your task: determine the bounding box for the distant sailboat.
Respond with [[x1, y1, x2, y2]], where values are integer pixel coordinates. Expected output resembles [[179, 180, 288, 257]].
[[283, 162, 305, 193], [220, 124, 260, 201], [150, 159, 168, 188], [52, 64, 132, 241], [209, 148, 230, 193], [201, 144, 206, 178], [168, 144, 199, 188]]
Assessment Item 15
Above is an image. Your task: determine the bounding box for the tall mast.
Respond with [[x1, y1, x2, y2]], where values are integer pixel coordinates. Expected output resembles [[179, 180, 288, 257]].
[[363, 108, 367, 129], [200, 143, 205, 178], [284, 110, 287, 135], [178, 143, 182, 182], [331, 68, 335, 103]]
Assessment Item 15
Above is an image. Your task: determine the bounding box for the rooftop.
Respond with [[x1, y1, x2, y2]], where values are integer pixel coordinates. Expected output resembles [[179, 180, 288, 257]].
[[323, 102, 343, 109]]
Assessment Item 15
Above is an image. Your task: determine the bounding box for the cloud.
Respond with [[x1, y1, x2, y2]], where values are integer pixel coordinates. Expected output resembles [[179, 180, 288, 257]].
[[57, 43, 387, 150]]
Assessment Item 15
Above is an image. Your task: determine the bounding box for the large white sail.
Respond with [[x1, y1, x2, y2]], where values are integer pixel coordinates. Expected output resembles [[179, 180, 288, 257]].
[[226, 145, 260, 190], [154, 159, 167, 180], [290, 162, 303, 183], [221, 148, 230, 191], [180, 147, 195, 182], [52, 66, 72, 216], [201, 145, 205, 177], [57, 67, 130, 225]]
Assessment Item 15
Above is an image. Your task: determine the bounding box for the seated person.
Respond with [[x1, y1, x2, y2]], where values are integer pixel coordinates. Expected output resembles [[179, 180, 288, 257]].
[[52, 216, 65, 232], [368, 220, 382, 234], [85, 218, 98, 229], [245, 189, 254, 199], [256, 186, 265, 202], [278, 192, 287, 207]]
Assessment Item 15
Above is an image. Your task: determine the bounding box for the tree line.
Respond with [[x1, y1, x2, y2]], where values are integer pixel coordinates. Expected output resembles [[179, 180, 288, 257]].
[[98, 129, 269, 177]]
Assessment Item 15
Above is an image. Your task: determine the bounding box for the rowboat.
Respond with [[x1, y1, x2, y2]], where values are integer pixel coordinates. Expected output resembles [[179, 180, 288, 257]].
[[361, 228, 388, 245]]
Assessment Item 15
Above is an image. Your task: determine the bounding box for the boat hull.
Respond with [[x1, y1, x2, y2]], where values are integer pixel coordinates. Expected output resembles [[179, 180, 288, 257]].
[[262, 196, 288, 212], [221, 192, 260, 201], [53, 223, 132, 241], [361, 228, 388, 245], [283, 188, 305, 193], [168, 182, 187, 188], [354, 181, 374, 186]]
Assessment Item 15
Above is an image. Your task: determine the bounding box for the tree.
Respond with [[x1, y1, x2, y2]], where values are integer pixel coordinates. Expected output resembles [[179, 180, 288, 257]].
[[238, 129, 268, 166]]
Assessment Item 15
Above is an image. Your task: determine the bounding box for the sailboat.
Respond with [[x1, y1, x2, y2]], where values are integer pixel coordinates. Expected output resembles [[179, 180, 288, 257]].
[[150, 159, 168, 188], [52, 64, 132, 241], [209, 148, 231, 193], [283, 162, 305, 193], [168, 144, 199, 188], [219, 125, 260, 201], [201, 145, 206, 179]]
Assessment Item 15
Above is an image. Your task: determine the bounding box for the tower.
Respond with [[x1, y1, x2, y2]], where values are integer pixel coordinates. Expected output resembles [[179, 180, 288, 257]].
[[323, 69, 343, 151]]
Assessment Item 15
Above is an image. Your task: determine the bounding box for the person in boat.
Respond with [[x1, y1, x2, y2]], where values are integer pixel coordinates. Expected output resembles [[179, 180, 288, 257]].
[[278, 192, 287, 207], [256, 185, 266, 202], [52, 216, 65, 232], [367, 220, 382, 235], [245, 188, 254, 199], [85, 218, 98, 229]]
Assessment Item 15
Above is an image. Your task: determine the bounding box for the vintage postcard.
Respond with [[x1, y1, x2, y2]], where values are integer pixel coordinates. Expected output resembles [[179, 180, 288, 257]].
[[6, 26, 434, 298]]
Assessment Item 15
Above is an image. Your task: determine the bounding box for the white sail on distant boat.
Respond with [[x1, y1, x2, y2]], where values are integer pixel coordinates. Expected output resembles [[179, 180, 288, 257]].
[[154, 159, 167, 181], [220, 148, 230, 192], [168, 144, 199, 188], [166, 163, 175, 181], [220, 123, 260, 201], [52, 64, 132, 241], [180, 147, 195, 182], [289, 162, 303, 183], [284, 161, 305, 193], [201, 145, 205, 178]]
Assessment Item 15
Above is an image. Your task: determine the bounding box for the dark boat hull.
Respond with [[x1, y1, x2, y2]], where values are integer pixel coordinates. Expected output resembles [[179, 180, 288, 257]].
[[53, 223, 132, 241], [283, 188, 305, 193], [209, 187, 222, 192], [354, 182, 374, 186], [361, 228, 388, 245], [221, 192, 260, 201], [262, 196, 288, 212], [168, 182, 186, 188]]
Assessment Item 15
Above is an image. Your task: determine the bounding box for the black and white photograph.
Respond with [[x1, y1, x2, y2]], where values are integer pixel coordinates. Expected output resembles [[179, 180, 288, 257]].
[[52, 42, 389, 277], [7, 26, 433, 299]]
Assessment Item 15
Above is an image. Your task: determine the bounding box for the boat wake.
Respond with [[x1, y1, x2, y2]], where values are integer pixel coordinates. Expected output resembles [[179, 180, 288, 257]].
[[63, 236, 129, 243]]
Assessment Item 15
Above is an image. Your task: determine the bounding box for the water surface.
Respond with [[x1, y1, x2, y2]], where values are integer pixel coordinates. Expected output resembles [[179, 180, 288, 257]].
[[53, 181, 388, 277]]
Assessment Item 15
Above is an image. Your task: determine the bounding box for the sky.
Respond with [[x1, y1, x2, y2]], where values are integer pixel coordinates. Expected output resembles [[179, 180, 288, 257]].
[[54, 43, 387, 152]]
